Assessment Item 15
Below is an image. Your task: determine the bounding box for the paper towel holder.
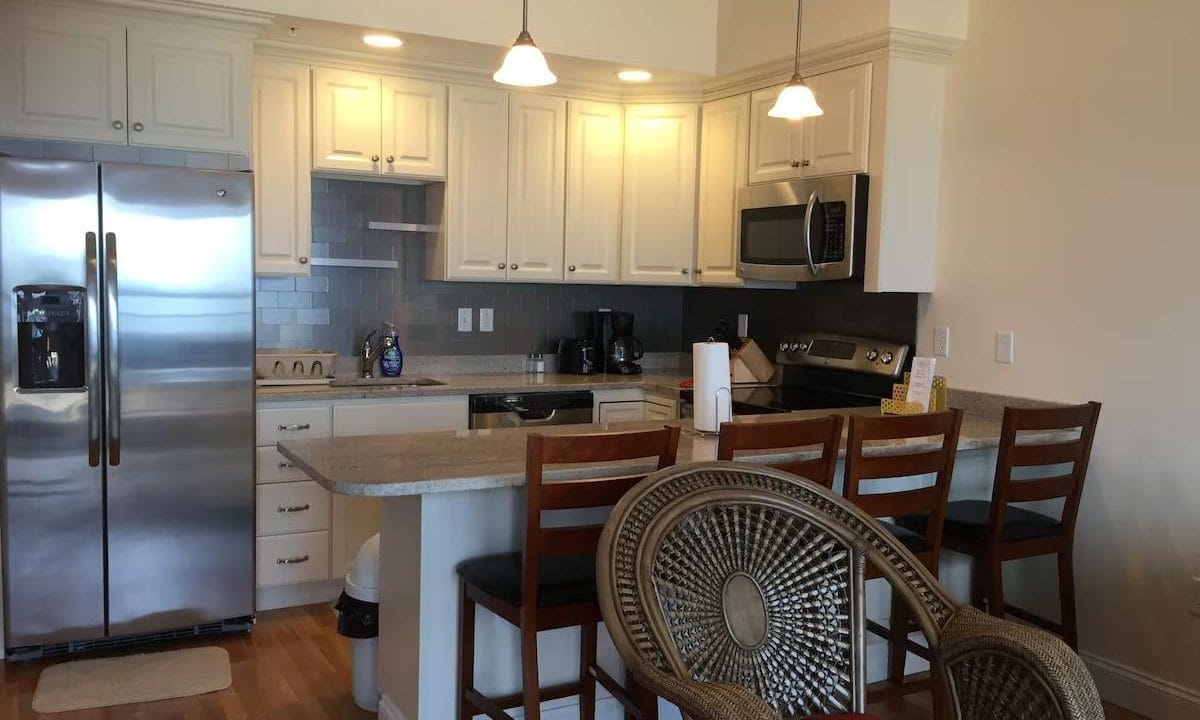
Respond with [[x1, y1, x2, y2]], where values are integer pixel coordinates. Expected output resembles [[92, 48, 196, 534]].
[[694, 385, 732, 436]]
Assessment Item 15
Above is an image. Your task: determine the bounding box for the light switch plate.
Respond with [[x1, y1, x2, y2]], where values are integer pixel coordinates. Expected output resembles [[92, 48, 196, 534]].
[[934, 326, 950, 357], [737, 314, 749, 338], [479, 308, 494, 333], [995, 331, 1015, 364], [457, 308, 472, 333]]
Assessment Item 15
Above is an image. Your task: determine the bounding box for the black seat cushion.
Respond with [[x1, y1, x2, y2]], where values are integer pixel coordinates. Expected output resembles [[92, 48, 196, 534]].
[[457, 552, 597, 608], [878, 521, 931, 554], [895, 499, 1062, 543]]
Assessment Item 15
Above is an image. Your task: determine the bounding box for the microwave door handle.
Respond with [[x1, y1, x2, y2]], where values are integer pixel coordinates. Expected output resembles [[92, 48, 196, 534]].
[[803, 190, 820, 278], [104, 232, 120, 466], [86, 231, 102, 467]]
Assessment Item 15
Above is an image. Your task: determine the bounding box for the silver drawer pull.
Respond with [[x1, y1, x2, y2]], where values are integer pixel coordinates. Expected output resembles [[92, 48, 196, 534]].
[[278, 423, 311, 431], [277, 503, 311, 514], [277, 555, 310, 565], [277, 461, 294, 469]]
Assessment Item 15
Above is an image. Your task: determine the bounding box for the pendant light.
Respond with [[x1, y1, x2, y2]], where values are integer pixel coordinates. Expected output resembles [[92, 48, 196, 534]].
[[494, 0, 557, 87], [768, 0, 823, 119]]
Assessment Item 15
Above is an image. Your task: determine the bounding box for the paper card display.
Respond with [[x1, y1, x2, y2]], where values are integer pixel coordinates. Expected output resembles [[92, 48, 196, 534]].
[[905, 357, 937, 412]]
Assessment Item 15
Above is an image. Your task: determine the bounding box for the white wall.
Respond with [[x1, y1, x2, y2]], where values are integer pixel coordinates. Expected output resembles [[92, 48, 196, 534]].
[[919, 0, 1200, 713], [217, 0, 719, 74]]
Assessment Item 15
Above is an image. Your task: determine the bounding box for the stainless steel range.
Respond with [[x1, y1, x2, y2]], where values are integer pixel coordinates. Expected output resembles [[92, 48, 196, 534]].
[[682, 333, 911, 416]]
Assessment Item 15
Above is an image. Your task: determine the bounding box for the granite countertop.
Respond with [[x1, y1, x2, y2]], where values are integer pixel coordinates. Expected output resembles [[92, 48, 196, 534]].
[[277, 408, 1075, 498], [256, 372, 690, 402]]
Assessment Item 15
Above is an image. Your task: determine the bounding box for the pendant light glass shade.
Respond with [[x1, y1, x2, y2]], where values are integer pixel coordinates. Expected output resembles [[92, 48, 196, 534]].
[[769, 0, 823, 120], [768, 73, 823, 119], [494, 0, 557, 87]]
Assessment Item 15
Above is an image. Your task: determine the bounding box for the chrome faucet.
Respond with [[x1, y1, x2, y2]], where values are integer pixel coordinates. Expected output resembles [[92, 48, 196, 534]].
[[360, 330, 383, 379]]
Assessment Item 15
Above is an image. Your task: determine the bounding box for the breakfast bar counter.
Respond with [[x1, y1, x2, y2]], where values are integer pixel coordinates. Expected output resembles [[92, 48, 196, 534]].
[[276, 409, 1071, 720]]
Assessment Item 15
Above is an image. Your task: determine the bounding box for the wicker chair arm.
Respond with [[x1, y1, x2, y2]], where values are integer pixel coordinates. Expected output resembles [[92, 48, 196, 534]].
[[939, 607, 1104, 720], [629, 662, 782, 720]]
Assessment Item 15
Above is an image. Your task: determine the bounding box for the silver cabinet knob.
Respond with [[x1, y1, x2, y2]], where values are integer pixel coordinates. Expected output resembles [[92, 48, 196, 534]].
[[298, 256, 309, 265], [790, 159, 801, 168], [386, 155, 395, 163], [371, 154, 380, 162], [801, 159, 811, 167], [568, 265, 576, 272], [497, 262, 506, 270], [695, 268, 703, 275], [112, 120, 124, 130], [132, 122, 144, 132], [681, 268, 689, 275], [510, 263, 518, 270]]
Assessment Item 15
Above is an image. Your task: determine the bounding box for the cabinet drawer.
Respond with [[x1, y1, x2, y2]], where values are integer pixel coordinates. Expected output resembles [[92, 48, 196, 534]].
[[257, 481, 330, 536], [257, 531, 330, 587], [257, 446, 311, 484], [257, 406, 332, 445]]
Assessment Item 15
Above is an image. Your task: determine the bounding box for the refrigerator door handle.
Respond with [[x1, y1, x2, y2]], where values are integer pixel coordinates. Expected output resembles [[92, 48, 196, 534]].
[[86, 231, 102, 467], [104, 231, 121, 466]]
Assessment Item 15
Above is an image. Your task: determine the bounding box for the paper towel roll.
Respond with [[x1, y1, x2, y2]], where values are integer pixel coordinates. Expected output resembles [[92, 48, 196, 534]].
[[693, 341, 731, 433]]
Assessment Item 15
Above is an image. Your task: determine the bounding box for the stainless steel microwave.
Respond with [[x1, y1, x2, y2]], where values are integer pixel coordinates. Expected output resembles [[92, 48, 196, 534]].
[[737, 173, 868, 282]]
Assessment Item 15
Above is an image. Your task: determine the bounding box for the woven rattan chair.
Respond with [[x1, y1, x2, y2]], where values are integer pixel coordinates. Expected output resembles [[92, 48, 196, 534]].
[[596, 462, 1104, 720]]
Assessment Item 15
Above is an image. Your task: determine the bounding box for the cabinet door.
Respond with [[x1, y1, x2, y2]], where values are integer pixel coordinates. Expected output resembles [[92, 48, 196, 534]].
[[252, 59, 311, 276], [803, 64, 871, 177], [598, 401, 647, 425], [620, 104, 699, 286], [126, 20, 251, 153], [644, 396, 678, 421], [444, 85, 510, 280], [748, 86, 805, 184], [696, 95, 749, 286], [0, 5, 128, 144], [312, 68, 382, 174], [564, 100, 623, 284], [382, 76, 446, 179], [507, 94, 566, 283]]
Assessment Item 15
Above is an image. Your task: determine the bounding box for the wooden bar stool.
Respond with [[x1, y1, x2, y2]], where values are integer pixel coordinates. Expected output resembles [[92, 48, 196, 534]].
[[896, 402, 1100, 649], [716, 415, 845, 488], [843, 409, 963, 702], [456, 426, 680, 720]]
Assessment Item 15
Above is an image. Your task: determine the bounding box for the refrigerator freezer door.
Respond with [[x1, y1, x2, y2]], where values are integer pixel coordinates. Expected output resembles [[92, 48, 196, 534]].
[[101, 164, 255, 636], [0, 159, 107, 648]]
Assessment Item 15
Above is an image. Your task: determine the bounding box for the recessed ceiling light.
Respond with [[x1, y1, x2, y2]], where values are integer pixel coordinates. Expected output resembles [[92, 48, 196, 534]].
[[362, 33, 403, 49], [617, 69, 653, 83]]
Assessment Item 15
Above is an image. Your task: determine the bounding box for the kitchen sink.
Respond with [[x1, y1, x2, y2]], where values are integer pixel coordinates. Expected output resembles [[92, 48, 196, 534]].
[[331, 376, 447, 388]]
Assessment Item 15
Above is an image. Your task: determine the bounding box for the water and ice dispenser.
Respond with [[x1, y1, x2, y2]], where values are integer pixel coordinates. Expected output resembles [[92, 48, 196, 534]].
[[15, 287, 87, 390]]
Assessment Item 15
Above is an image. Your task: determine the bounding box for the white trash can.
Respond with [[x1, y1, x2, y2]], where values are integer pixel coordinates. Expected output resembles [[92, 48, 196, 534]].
[[335, 533, 380, 712]]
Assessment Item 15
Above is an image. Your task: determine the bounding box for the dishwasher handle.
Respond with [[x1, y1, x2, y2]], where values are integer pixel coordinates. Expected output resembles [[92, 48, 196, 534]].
[[497, 398, 557, 421]]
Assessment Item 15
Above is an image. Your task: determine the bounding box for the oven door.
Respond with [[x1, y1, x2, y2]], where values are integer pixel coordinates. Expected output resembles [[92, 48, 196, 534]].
[[737, 174, 866, 282]]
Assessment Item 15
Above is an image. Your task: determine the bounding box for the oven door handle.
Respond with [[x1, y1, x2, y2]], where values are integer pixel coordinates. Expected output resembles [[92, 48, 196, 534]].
[[803, 190, 820, 278]]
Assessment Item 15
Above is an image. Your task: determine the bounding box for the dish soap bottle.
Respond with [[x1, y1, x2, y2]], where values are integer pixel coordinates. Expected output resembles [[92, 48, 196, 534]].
[[380, 323, 403, 378]]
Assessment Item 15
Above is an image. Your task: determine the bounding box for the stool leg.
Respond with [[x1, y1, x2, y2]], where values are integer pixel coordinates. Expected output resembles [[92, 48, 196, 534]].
[[456, 581, 476, 720], [988, 555, 1006, 618], [521, 609, 541, 720], [886, 591, 908, 686], [626, 669, 658, 720], [1058, 548, 1079, 649], [580, 623, 597, 720], [969, 554, 987, 610]]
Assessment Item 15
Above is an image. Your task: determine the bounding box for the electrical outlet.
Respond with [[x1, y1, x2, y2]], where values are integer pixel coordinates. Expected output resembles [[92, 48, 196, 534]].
[[737, 314, 749, 338], [479, 308, 494, 333], [934, 326, 950, 357], [995, 331, 1015, 364], [457, 308, 472, 333], [1191, 577, 1200, 618]]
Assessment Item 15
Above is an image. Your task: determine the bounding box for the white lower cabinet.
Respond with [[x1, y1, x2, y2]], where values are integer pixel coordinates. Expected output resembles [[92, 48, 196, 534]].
[[595, 390, 679, 424], [257, 532, 331, 588], [257, 481, 331, 536]]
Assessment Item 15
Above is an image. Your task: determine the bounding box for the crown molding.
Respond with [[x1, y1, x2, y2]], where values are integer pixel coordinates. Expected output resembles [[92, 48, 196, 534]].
[[26, 0, 272, 29]]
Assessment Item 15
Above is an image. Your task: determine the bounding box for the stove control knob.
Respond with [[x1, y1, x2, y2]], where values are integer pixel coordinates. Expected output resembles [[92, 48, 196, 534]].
[[779, 342, 790, 352], [797, 341, 810, 352], [880, 351, 894, 365], [865, 348, 880, 362], [788, 342, 801, 352]]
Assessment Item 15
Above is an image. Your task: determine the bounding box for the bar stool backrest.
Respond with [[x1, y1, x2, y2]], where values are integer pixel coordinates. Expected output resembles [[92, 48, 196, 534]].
[[989, 402, 1101, 547], [715, 415, 845, 488]]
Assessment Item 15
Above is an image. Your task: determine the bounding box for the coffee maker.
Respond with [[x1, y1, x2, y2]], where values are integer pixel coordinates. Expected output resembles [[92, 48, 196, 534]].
[[606, 311, 644, 375]]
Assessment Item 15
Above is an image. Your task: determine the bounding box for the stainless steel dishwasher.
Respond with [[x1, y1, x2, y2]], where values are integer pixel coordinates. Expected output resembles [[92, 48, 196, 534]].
[[469, 391, 595, 429]]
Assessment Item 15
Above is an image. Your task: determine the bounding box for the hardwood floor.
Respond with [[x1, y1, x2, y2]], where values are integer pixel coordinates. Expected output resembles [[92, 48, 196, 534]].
[[0, 603, 1152, 720]]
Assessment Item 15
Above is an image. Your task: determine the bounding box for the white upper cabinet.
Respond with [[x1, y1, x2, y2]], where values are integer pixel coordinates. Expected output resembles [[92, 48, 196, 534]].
[[431, 85, 510, 281], [0, 5, 128, 144], [749, 64, 871, 184], [696, 95, 750, 286], [382, 76, 447, 179], [565, 100, 623, 284], [506, 94, 566, 282], [312, 68, 382, 174], [620, 104, 699, 285], [0, 3, 254, 153], [125, 20, 251, 154], [803, 63, 871, 177], [252, 59, 311, 276]]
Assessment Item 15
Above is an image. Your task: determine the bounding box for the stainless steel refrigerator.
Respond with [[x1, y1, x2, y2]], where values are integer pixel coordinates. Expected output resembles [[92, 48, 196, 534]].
[[0, 158, 255, 657]]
